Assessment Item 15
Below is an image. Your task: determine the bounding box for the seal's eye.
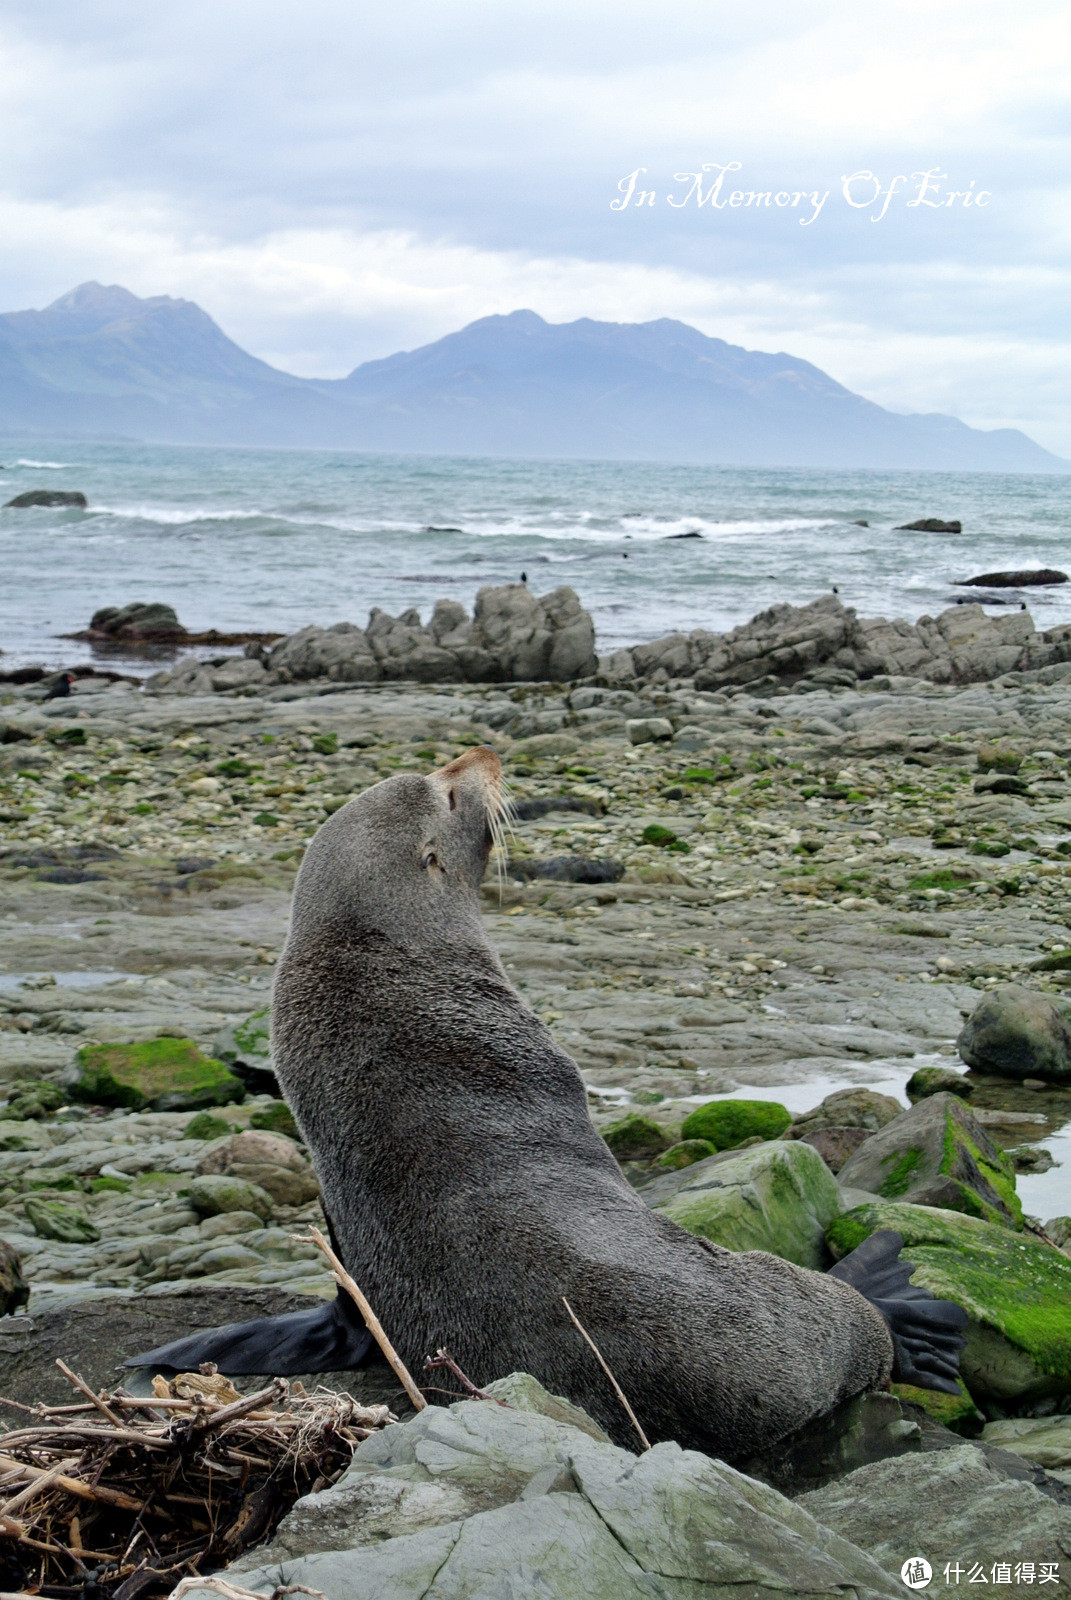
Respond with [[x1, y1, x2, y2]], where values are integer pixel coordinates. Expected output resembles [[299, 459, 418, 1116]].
[[422, 849, 438, 871], [448, 789, 457, 811]]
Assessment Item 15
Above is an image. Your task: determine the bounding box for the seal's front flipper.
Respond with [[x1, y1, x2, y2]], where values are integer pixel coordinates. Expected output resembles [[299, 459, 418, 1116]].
[[828, 1228, 968, 1395], [125, 1291, 373, 1377]]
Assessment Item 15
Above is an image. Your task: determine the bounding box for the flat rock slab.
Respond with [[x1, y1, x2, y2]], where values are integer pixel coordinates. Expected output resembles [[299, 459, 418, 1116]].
[[801, 1443, 1071, 1578]]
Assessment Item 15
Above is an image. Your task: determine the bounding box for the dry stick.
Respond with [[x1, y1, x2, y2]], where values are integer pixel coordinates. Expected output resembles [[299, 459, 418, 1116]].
[[560, 1297, 651, 1452], [424, 1348, 508, 1406], [0, 1453, 145, 1512], [297, 1227, 427, 1412], [55, 1359, 123, 1427]]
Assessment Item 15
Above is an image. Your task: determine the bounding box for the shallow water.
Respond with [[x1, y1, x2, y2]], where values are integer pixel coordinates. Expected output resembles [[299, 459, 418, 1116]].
[[2, 441, 1070, 670]]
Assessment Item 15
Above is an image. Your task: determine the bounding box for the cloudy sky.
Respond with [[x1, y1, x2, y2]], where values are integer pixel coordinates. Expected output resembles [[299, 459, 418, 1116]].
[[1, 0, 1068, 450]]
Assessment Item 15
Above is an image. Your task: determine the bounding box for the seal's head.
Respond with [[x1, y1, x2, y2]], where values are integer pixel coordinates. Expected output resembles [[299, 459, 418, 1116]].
[[287, 745, 505, 949]]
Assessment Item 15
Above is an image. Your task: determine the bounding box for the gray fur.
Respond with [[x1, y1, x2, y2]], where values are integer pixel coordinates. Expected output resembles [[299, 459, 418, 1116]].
[[272, 747, 894, 1460]]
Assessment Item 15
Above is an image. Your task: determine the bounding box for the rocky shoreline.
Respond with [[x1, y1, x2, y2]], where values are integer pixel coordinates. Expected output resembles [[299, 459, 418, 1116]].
[[5, 585, 1071, 1582]]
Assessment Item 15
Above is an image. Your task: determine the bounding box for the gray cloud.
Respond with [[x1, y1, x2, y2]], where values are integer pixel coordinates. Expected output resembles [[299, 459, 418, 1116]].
[[0, 0, 1068, 450]]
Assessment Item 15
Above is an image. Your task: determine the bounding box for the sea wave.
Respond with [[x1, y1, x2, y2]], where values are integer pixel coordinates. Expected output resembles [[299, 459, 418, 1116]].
[[13, 458, 72, 469]]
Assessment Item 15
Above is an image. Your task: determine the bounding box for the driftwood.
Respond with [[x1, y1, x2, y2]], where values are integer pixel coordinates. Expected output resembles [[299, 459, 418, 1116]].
[[0, 1360, 395, 1598]]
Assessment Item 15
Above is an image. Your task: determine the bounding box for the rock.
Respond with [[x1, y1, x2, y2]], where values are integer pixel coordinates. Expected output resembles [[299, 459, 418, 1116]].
[[655, 1140, 842, 1268], [827, 1201, 1071, 1405], [682, 1098, 792, 1150], [958, 984, 1071, 1083], [24, 1197, 100, 1244], [208, 657, 266, 690], [895, 518, 962, 532], [800, 1444, 1071, 1580], [1046, 1217, 1071, 1251], [796, 1125, 872, 1173], [0, 1240, 29, 1315], [836, 1092, 1022, 1228], [482, 1371, 612, 1442], [977, 742, 1023, 773], [4, 489, 87, 509], [70, 1038, 245, 1113], [3, 1081, 65, 1120], [507, 855, 624, 884], [741, 1391, 922, 1495], [653, 1138, 717, 1171], [601, 1113, 673, 1162], [221, 1390, 903, 1600], [905, 1065, 974, 1103], [785, 1089, 904, 1138], [469, 583, 597, 681], [266, 622, 379, 684], [626, 717, 674, 744], [959, 569, 1067, 587], [890, 1377, 984, 1435], [249, 1101, 300, 1138], [88, 602, 186, 641], [1008, 1145, 1054, 1174], [983, 1415, 1071, 1469], [196, 1128, 320, 1205], [214, 1008, 276, 1093], [199, 1210, 263, 1237], [187, 1173, 274, 1223], [183, 1111, 235, 1141]]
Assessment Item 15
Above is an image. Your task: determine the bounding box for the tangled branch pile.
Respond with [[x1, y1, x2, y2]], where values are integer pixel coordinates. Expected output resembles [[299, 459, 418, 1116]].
[[0, 1363, 395, 1599]]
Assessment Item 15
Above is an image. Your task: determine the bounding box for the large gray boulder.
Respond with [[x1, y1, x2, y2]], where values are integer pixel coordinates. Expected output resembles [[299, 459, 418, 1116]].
[[836, 1092, 1022, 1228], [265, 621, 379, 683], [959, 984, 1071, 1083], [217, 1383, 903, 1600], [800, 1444, 1071, 1580], [149, 585, 596, 692]]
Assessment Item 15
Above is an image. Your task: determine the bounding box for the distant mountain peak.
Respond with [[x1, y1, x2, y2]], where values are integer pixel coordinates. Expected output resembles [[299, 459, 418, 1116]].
[[0, 283, 1064, 470]]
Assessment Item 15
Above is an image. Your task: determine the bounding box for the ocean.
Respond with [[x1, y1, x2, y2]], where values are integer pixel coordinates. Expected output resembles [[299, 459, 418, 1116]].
[[2, 440, 1070, 672]]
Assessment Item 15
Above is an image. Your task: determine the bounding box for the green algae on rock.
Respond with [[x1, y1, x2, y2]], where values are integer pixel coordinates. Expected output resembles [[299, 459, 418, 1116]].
[[602, 1113, 674, 1163], [682, 1098, 792, 1151], [183, 1111, 236, 1142], [836, 1092, 1021, 1229], [24, 1197, 100, 1244], [904, 1066, 973, 1103], [891, 1378, 984, 1435], [654, 1138, 717, 1171], [72, 1039, 245, 1113], [249, 1101, 300, 1138], [827, 1201, 1071, 1405], [656, 1140, 841, 1269], [2, 1082, 65, 1121]]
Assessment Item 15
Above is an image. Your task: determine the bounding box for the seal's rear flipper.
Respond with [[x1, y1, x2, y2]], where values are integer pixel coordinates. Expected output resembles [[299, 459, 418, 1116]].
[[125, 1292, 373, 1377], [828, 1228, 968, 1395]]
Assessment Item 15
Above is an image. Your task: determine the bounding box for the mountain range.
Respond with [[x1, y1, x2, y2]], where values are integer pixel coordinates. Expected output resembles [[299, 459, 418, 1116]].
[[0, 281, 1063, 471]]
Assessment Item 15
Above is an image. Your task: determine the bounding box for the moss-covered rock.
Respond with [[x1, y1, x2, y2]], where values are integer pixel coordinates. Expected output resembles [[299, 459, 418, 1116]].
[[891, 1379, 984, 1435], [656, 1140, 842, 1268], [836, 1092, 1021, 1229], [214, 1009, 275, 1091], [72, 1038, 245, 1113], [0, 1240, 29, 1315], [827, 1201, 1071, 1405], [187, 1174, 273, 1222], [784, 1089, 903, 1138], [681, 1098, 791, 1150], [183, 1111, 235, 1142], [905, 1066, 973, 1104], [249, 1101, 300, 1138], [24, 1197, 100, 1243], [653, 1138, 716, 1171], [601, 1114, 673, 1163], [4, 1082, 65, 1121]]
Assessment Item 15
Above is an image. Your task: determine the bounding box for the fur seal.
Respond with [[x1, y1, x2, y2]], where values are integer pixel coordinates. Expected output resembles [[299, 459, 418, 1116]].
[[132, 747, 966, 1459]]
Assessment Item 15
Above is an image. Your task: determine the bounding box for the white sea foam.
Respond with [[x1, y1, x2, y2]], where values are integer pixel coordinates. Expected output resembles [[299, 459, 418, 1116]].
[[14, 459, 71, 469]]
